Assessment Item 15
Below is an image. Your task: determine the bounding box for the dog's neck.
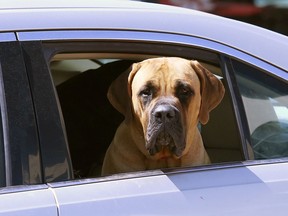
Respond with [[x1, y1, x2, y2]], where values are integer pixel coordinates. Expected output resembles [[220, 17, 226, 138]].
[[181, 128, 210, 166], [128, 120, 209, 169], [145, 156, 181, 170]]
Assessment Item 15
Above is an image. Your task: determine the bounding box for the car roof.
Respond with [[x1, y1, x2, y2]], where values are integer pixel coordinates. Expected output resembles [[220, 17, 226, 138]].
[[1, 0, 288, 72]]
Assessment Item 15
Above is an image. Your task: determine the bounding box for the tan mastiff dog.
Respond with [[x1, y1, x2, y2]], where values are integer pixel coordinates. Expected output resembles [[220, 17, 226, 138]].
[[102, 57, 225, 176]]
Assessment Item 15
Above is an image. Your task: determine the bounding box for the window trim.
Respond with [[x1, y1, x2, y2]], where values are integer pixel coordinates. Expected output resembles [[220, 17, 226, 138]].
[[0, 32, 17, 42], [18, 30, 287, 79], [0, 41, 41, 186], [0, 61, 8, 187], [21, 41, 74, 183], [43, 41, 219, 64], [220, 56, 252, 160]]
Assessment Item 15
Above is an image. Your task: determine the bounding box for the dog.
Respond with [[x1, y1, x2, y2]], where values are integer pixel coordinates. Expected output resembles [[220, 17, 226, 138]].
[[101, 57, 225, 176]]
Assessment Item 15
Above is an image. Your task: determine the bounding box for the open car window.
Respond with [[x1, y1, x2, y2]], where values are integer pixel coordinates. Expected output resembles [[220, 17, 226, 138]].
[[48, 46, 242, 179]]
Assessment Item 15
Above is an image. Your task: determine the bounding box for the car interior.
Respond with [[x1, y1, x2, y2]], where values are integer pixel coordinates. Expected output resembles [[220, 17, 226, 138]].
[[50, 53, 244, 178]]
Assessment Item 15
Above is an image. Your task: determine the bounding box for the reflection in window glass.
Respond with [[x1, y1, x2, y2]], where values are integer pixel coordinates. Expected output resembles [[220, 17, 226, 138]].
[[233, 60, 288, 160], [0, 110, 4, 187]]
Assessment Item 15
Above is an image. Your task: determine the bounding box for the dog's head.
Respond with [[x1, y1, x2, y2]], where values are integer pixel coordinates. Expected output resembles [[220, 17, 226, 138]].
[[108, 57, 225, 160]]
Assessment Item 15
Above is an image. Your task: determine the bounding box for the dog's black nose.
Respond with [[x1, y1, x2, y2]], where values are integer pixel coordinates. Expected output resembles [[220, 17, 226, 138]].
[[153, 105, 176, 122]]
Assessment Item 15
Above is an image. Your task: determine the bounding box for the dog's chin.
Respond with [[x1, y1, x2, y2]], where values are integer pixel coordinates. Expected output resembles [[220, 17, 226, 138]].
[[156, 131, 174, 147], [154, 148, 181, 160], [146, 131, 183, 159]]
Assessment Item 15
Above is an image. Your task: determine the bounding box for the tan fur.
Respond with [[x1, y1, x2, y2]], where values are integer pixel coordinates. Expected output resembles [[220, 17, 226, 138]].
[[102, 57, 225, 176]]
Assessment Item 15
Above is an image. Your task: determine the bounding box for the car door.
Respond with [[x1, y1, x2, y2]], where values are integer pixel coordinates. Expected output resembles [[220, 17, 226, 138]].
[[18, 29, 288, 215], [0, 34, 58, 215], [0, 185, 57, 216]]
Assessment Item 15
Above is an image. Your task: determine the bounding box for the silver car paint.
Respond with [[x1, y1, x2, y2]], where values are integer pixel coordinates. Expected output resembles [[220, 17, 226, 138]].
[[48, 162, 288, 215], [0, 185, 57, 216], [0, 1, 287, 215], [0, 1, 288, 72], [17, 29, 288, 81]]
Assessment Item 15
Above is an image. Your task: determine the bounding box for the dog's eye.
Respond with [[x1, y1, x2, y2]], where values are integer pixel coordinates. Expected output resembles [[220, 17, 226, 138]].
[[177, 86, 193, 98], [179, 87, 191, 96], [140, 89, 152, 97], [139, 88, 153, 107], [138, 81, 156, 98], [175, 84, 194, 106], [138, 82, 156, 106]]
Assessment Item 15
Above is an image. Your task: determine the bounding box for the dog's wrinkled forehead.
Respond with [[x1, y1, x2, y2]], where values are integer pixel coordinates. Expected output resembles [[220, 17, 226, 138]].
[[131, 57, 199, 94]]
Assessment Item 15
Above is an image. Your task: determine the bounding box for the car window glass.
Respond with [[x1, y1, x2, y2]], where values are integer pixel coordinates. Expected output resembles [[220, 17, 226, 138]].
[[232, 60, 288, 160], [0, 66, 5, 187], [0, 112, 4, 187], [48, 50, 242, 179], [0, 95, 4, 187]]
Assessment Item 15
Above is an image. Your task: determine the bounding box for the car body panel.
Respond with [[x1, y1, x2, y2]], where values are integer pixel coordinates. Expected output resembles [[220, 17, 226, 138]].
[[168, 162, 288, 215], [51, 174, 185, 215], [0, 185, 57, 216], [49, 162, 288, 215], [0, 0, 287, 72]]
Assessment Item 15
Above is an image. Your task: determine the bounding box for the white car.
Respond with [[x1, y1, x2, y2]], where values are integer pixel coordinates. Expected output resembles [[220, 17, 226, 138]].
[[0, 0, 287, 215]]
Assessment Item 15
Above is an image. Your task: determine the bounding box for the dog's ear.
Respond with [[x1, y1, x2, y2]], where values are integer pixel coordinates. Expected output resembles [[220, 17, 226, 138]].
[[191, 60, 225, 125], [107, 67, 130, 116], [107, 63, 141, 118]]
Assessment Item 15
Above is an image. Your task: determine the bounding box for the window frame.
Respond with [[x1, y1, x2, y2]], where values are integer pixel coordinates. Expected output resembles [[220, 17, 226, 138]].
[[21, 41, 74, 183], [18, 29, 288, 183], [42, 40, 245, 177], [221, 56, 254, 160], [0, 41, 41, 186]]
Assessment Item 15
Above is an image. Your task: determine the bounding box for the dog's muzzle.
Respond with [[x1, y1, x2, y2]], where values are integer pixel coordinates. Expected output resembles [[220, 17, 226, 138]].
[[146, 102, 185, 157]]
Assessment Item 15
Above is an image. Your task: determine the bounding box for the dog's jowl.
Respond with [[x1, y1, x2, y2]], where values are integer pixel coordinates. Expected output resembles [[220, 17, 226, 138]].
[[102, 57, 225, 175]]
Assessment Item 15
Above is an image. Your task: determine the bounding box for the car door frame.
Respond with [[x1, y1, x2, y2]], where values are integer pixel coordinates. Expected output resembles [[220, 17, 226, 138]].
[[20, 41, 74, 183], [18, 29, 284, 165], [18, 29, 288, 215], [18, 28, 288, 174], [0, 35, 41, 186], [0, 33, 58, 215]]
